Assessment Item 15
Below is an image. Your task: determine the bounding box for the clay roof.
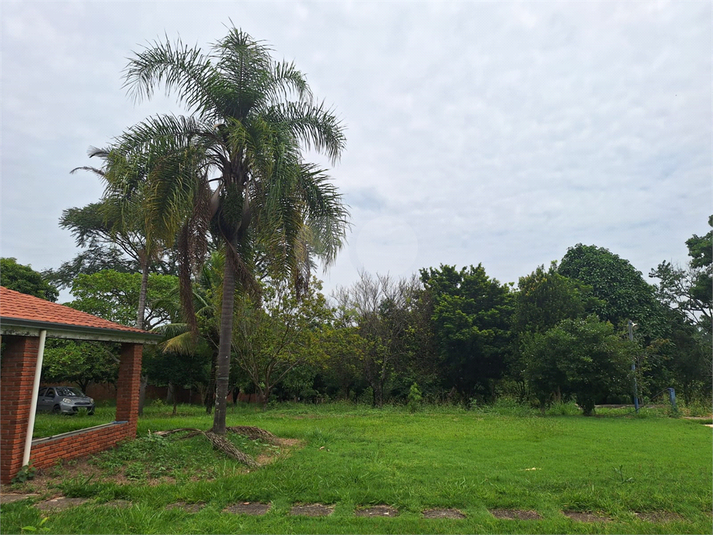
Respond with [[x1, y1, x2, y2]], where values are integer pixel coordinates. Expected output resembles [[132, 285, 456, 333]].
[[0, 286, 158, 342]]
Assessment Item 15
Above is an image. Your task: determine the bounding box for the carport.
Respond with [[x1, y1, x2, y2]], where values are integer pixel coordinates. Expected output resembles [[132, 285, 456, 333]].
[[0, 286, 160, 484]]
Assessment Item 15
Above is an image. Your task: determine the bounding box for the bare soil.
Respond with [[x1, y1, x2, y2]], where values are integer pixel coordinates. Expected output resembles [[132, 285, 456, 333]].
[[634, 511, 684, 523], [34, 497, 90, 512]]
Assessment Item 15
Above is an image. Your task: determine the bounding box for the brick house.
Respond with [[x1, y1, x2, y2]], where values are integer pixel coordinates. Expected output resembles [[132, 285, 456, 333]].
[[0, 286, 160, 484]]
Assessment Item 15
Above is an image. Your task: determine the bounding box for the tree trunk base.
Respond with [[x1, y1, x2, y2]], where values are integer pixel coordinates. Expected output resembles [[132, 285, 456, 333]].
[[151, 426, 266, 467]]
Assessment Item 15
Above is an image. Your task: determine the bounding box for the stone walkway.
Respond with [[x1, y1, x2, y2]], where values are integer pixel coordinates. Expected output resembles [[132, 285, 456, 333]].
[[0, 493, 694, 523]]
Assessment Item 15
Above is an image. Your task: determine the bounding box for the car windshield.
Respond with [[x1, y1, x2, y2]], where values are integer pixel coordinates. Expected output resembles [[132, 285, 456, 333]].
[[55, 387, 85, 397]]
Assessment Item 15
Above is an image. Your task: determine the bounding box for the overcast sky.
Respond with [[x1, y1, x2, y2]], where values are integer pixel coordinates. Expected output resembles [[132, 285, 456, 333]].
[[2, 0, 711, 301]]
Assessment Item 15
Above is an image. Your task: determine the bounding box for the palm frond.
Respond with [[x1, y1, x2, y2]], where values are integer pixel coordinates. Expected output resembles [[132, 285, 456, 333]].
[[123, 35, 223, 117]]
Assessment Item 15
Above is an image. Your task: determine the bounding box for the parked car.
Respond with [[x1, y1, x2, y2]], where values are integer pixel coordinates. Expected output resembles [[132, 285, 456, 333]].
[[36, 386, 95, 415]]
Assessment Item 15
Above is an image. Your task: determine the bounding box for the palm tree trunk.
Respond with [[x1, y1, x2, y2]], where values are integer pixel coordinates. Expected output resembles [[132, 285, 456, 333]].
[[212, 253, 236, 434], [137, 256, 150, 416], [137, 257, 149, 330]]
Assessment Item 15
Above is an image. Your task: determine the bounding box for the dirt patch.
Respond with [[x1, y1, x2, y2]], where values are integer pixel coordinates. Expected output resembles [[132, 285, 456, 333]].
[[563, 511, 610, 522], [634, 511, 684, 523], [166, 501, 204, 513], [355, 505, 399, 517], [289, 503, 334, 517], [35, 497, 90, 511], [423, 508, 466, 519], [489, 509, 542, 520], [0, 493, 39, 505], [255, 438, 304, 465], [223, 502, 271, 515]]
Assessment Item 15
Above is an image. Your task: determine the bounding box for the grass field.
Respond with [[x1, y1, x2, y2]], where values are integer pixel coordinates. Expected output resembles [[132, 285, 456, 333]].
[[3, 402, 712, 534]]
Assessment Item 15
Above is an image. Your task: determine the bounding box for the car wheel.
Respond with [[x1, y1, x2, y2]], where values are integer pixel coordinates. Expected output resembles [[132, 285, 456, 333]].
[[52, 405, 61, 414], [87, 409, 95, 416]]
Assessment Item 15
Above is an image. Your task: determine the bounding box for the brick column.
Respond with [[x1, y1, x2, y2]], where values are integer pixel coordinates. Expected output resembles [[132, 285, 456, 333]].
[[115, 343, 143, 433], [1, 336, 39, 484]]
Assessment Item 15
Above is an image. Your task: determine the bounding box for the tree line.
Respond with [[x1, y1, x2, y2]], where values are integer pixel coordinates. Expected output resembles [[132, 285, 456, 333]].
[[3, 217, 710, 415]]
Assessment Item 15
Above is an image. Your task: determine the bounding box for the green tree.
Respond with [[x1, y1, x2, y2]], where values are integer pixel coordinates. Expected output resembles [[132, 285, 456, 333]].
[[522, 316, 634, 415], [514, 263, 599, 335], [333, 272, 424, 407], [69, 270, 179, 329], [558, 244, 669, 342], [650, 216, 712, 334], [509, 263, 599, 402], [112, 28, 348, 434], [649, 216, 713, 403], [232, 277, 332, 407], [420, 264, 513, 402], [65, 146, 179, 330], [42, 340, 120, 393], [0, 258, 58, 301]]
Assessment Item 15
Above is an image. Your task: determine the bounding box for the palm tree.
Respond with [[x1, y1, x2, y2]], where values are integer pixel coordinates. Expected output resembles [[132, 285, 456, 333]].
[[69, 147, 170, 331], [110, 28, 349, 434]]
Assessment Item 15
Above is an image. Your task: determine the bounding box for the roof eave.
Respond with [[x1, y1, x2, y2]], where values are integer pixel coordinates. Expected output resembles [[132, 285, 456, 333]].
[[0, 317, 161, 344]]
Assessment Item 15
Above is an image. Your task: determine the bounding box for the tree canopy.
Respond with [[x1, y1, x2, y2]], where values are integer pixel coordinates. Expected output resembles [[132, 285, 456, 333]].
[[0, 258, 59, 302]]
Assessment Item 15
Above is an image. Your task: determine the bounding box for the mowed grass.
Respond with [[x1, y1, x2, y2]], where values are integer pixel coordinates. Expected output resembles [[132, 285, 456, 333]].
[[4, 402, 712, 534]]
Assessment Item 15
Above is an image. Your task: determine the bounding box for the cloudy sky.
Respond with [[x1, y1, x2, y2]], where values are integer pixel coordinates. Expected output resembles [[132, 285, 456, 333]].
[[2, 0, 710, 301]]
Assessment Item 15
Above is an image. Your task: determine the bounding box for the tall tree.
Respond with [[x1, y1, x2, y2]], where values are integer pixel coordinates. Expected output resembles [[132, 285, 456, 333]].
[[521, 315, 634, 415], [232, 276, 332, 407], [65, 147, 177, 329], [333, 272, 423, 407], [420, 264, 513, 401], [113, 28, 348, 434], [649, 215, 712, 334], [558, 244, 669, 342]]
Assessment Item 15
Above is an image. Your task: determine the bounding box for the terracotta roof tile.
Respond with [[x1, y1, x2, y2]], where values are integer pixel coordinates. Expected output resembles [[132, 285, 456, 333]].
[[0, 286, 149, 335]]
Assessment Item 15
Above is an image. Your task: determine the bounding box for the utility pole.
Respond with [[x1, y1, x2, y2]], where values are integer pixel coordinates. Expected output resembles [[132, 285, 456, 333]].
[[628, 320, 640, 413]]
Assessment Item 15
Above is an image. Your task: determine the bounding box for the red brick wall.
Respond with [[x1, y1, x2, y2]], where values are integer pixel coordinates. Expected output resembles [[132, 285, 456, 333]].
[[115, 343, 142, 427], [1, 336, 40, 484], [30, 423, 134, 471], [0, 336, 144, 484]]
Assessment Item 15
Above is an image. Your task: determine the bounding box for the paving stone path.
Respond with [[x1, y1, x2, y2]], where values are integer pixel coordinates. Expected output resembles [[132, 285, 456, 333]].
[[0, 492, 693, 524]]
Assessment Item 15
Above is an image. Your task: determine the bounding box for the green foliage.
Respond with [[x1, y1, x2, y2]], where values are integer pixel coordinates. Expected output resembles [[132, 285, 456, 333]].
[[514, 263, 598, 335], [421, 264, 513, 401], [522, 316, 635, 414], [558, 244, 669, 343], [110, 27, 350, 433], [68, 269, 179, 329], [232, 277, 333, 406], [407, 382, 422, 412], [0, 258, 58, 301], [42, 339, 120, 392], [11, 463, 36, 484]]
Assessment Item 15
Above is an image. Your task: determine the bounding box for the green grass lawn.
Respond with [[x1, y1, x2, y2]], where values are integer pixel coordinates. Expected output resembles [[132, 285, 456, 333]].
[[4, 402, 712, 534]]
